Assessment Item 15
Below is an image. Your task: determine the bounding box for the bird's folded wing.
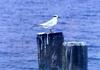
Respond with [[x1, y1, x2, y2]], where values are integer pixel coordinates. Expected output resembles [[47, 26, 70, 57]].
[[40, 18, 54, 26]]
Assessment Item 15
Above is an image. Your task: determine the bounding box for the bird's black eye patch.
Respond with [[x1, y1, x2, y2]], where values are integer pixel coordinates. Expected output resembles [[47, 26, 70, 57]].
[[53, 16, 57, 17]]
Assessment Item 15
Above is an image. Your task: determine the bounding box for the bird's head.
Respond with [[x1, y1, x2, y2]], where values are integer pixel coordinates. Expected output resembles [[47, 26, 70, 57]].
[[53, 15, 59, 18]]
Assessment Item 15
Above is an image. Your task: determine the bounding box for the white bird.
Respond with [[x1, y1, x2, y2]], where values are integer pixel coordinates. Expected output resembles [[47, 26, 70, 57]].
[[40, 15, 59, 32]]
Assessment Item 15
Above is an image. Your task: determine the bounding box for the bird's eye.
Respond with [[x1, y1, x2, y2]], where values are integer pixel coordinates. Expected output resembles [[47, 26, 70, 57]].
[[53, 15, 58, 17]]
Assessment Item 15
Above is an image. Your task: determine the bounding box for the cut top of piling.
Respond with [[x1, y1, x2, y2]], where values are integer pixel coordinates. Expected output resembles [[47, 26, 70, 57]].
[[37, 32, 63, 35], [64, 41, 86, 47]]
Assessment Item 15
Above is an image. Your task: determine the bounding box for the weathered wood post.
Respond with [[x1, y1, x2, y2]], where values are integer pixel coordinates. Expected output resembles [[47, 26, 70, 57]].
[[37, 32, 66, 70], [65, 42, 87, 70]]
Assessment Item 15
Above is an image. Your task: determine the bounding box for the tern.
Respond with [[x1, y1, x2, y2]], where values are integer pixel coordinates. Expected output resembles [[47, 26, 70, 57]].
[[40, 15, 59, 32]]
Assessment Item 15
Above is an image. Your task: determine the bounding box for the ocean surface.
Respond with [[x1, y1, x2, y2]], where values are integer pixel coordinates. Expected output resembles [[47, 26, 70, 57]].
[[0, 0, 100, 70]]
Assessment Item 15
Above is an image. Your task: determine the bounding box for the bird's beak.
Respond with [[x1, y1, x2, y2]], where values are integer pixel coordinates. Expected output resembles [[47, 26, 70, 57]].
[[58, 17, 60, 18]]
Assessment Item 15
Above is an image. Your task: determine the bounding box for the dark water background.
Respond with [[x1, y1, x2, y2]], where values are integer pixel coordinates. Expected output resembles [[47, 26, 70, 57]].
[[0, 0, 100, 70]]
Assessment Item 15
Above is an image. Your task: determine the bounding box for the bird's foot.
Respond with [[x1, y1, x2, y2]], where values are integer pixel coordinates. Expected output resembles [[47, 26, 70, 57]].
[[49, 29, 53, 33]]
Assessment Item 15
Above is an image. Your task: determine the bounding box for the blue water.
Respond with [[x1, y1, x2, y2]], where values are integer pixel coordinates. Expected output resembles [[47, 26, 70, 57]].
[[0, 0, 100, 70]]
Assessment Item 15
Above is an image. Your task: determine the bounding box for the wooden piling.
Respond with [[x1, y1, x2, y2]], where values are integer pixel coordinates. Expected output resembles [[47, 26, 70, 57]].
[[36, 32, 66, 70], [65, 42, 87, 70]]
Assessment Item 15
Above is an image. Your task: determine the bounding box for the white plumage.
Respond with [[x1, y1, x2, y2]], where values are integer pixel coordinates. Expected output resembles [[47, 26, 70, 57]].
[[40, 15, 59, 32]]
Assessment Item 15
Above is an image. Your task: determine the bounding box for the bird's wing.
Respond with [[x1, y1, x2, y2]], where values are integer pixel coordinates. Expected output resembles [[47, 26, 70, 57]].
[[40, 17, 54, 26]]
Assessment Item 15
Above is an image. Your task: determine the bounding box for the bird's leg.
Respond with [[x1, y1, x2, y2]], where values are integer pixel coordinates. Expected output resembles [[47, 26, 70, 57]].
[[49, 29, 53, 33]]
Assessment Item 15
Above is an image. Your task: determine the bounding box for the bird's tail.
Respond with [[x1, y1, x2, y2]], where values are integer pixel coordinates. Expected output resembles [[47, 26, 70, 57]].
[[32, 24, 40, 28]]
